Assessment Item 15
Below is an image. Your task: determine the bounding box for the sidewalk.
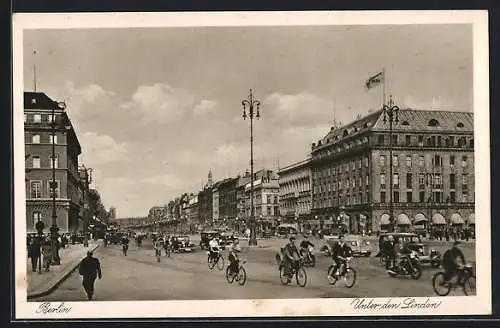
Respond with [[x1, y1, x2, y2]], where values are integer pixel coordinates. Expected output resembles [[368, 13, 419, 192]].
[[27, 241, 100, 299]]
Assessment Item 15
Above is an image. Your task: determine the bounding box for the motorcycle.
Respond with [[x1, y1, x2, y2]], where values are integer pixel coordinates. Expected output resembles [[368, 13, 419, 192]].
[[300, 246, 316, 267], [387, 250, 422, 280]]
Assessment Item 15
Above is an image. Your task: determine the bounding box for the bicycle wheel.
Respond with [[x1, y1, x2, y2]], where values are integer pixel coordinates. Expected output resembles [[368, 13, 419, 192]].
[[208, 256, 216, 270], [343, 268, 356, 288], [296, 267, 307, 287], [217, 256, 225, 271], [279, 265, 290, 285], [226, 266, 235, 284], [327, 265, 338, 285], [432, 272, 451, 296], [237, 267, 247, 286], [463, 275, 476, 296]]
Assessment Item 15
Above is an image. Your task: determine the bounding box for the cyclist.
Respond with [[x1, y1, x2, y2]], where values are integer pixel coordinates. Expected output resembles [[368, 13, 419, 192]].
[[330, 235, 353, 277], [228, 238, 242, 275], [208, 237, 221, 261], [299, 234, 315, 257], [120, 234, 130, 256], [441, 241, 466, 284], [282, 236, 300, 283]]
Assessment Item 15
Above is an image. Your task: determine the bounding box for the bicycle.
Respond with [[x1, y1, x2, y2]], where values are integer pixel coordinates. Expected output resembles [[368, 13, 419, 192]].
[[226, 259, 247, 286], [432, 264, 476, 296], [207, 251, 225, 270], [279, 258, 307, 287], [327, 256, 356, 288]]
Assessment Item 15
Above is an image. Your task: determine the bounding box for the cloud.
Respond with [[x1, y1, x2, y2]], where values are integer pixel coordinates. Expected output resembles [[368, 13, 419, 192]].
[[194, 99, 217, 115], [264, 92, 330, 127], [402, 95, 457, 111], [65, 81, 115, 103], [141, 173, 184, 188], [80, 132, 129, 165]]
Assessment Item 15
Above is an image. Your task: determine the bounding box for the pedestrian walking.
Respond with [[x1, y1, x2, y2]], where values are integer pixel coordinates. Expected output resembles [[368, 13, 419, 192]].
[[41, 238, 52, 272], [78, 251, 102, 300], [29, 237, 41, 272]]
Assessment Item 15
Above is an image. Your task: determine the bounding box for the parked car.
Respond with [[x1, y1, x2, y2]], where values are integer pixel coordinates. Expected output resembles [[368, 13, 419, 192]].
[[320, 228, 340, 241], [199, 231, 222, 250], [109, 232, 124, 245], [378, 232, 441, 267], [320, 235, 372, 257]]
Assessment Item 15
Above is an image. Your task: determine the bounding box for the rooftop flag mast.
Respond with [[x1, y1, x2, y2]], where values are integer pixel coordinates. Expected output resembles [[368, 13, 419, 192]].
[[33, 49, 37, 92]]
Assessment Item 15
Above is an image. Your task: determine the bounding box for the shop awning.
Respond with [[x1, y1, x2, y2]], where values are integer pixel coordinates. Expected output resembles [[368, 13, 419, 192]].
[[432, 213, 446, 225], [468, 213, 475, 225], [450, 213, 465, 225], [414, 213, 427, 223], [397, 213, 411, 225], [380, 214, 390, 225]]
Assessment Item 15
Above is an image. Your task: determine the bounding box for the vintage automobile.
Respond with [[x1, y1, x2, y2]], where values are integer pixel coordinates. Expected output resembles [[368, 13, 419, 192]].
[[199, 231, 222, 250], [173, 235, 196, 252], [378, 232, 441, 267], [320, 235, 372, 257], [70, 233, 86, 244], [109, 232, 124, 245], [220, 232, 236, 248]]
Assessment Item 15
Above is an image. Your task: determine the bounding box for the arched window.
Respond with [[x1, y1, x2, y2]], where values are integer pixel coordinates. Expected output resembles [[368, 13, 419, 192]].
[[457, 122, 465, 128], [402, 121, 410, 126], [428, 119, 440, 127]]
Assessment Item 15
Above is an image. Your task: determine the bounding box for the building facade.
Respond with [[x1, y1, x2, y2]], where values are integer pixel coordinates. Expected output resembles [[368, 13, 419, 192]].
[[278, 158, 312, 232], [311, 109, 475, 234], [218, 177, 238, 224], [25, 92, 83, 233]]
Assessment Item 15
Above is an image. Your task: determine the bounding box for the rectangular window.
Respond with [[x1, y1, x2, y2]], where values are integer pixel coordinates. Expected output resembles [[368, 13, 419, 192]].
[[392, 135, 398, 145], [267, 206, 272, 215], [358, 159, 362, 169], [378, 135, 385, 145], [461, 156, 468, 167], [450, 191, 456, 203], [450, 174, 456, 189], [462, 174, 468, 189], [49, 135, 58, 144], [406, 191, 413, 202], [405, 135, 411, 146], [47, 180, 60, 198], [433, 155, 443, 167], [351, 161, 355, 171], [437, 136, 442, 147], [393, 173, 399, 188], [33, 212, 42, 229], [33, 114, 41, 123], [418, 135, 424, 146], [406, 173, 412, 189], [433, 174, 442, 188], [392, 155, 399, 167], [380, 191, 386, 203], [364, 156, 369, 167], [394, 191, 400, 203], [30, 181, 42, 198], [419, 191, 425, 202], [32, 135, 40, 144], [406, 155, 412, 167], [419, 156, 425, 167], [24, 114, 28, 123], [266, 195, 271, 204], [366, 175, 369, 186], [49, 155, 59, 169], [380, 155, 386, 167], [32, 156, 40, 168], [380, 174, 386, 188], [433, 191, 442, 203], [450, 155, 455, 166]]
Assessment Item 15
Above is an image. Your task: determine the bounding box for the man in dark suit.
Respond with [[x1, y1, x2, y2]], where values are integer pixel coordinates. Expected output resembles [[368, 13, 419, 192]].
[[78, 251, 102, 300], [29, 237, 41, 272]]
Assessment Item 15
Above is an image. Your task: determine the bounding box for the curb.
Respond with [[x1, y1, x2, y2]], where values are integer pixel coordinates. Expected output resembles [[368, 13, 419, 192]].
[[27, 244, 100, 300]]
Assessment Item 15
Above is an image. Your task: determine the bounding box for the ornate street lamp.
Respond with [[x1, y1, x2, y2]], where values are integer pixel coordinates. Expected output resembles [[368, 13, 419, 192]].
[[80, 166, 93, 246], [382, 95, 399, 233], [241, 89, 261, 246]]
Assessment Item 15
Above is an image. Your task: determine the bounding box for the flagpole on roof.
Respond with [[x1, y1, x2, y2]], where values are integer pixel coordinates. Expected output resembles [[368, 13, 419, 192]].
[[382, 66, 386, 107]]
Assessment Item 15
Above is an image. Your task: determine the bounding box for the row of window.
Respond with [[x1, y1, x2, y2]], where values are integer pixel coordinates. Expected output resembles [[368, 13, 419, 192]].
[[27, 134, 59, 144], [29, 180, 61, 199], [24, 113, 59, 124], [30, 155, 59, 169], [377, 134, 473, 148], [379, 173, 469, 189], [379, 154, 468, 168]]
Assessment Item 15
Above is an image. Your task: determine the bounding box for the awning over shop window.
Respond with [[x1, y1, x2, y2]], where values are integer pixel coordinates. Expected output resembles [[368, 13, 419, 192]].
[[380, 213, 390, 225], [468, 213, 475, 225], [397, 213, 411, 225], [432, 213, 446, 225], [450, 213, 465, 225], [414, 213, 427, 223]]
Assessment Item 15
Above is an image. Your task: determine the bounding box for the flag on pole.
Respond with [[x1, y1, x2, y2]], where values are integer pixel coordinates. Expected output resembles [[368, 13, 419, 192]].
[[365, 71, 384, 90]]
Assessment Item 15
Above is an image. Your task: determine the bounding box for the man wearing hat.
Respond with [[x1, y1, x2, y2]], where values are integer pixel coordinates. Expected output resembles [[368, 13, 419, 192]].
[[78, 251, 102, 300], [282, 236, 300, 282], [441, 241, 466, 284]]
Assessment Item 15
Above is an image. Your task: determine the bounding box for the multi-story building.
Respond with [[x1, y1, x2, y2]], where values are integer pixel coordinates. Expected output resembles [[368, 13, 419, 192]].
[[310, 109, 474, 234], [115, 217, 147, 229], [218, 177, 238, 224], [186, 194, 199, 232], [25, 92, 83, 233], [278, 158, 312, 232], [244, 170, 280, 234], [198, 187, 213, 226], [235, 172, 252, 232]]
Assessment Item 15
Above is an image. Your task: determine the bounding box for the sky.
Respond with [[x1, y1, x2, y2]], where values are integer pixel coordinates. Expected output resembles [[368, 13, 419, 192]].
[[23, 24, 473, 218]]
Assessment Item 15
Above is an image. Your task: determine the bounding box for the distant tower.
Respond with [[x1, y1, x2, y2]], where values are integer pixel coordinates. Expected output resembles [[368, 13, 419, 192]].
[[207, 169, 213, 187]]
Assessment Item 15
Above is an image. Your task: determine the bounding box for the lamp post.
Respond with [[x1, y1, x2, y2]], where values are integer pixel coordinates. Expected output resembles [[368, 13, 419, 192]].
[[425, 172, 434, 237], [81, 167, 93, 246], [382, 95, 399, 233], [49, 101, 66, 265], [241, 88, 261, 246]]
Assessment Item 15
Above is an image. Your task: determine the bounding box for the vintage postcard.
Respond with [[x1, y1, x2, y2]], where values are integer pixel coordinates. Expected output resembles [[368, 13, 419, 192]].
[[12, 11, 491, 319]]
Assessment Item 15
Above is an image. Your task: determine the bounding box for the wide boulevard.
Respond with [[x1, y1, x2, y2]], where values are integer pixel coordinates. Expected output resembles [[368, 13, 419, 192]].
[[31, 236, 475, 301]]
